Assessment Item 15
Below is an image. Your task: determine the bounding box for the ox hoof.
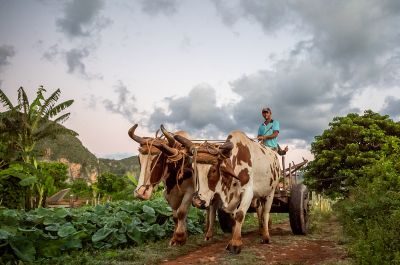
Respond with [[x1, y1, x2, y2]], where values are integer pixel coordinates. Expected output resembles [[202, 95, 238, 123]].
[[169, 239, 186, 246], [204, 231, 213, 241], [261, 238, 270, 244], [169, 235, 187, 246], [226, 243, 242, 254]]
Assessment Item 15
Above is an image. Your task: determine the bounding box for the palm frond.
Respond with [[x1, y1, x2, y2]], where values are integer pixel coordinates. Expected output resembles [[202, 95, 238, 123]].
[[0, 89, 14, 110], [17, 87, 30, 115], [46, 100, 74, 119], [39, 88, 61, 117], [53, 112, 70, 124], [36, 86, 46, 101]]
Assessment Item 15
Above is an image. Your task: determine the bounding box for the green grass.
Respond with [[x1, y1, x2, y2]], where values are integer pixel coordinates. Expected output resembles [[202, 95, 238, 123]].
[[35, 231, 224, 265]]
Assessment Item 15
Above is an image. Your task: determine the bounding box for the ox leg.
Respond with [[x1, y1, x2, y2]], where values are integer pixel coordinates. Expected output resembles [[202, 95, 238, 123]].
[[169, 190, 193, 246], [260, 192, 275, 244], [226, 190, 253, 254], [256, 204, 263, 236], [205, 198, 218, 241]]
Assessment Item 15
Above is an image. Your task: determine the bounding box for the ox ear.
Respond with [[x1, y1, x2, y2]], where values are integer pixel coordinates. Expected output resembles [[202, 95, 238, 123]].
[[220, 159, 237, 180], [219, 141, 233, 158]]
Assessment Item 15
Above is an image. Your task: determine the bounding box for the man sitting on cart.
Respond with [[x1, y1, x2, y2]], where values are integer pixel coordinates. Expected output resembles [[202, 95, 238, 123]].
[[257, 106, 288, 155]]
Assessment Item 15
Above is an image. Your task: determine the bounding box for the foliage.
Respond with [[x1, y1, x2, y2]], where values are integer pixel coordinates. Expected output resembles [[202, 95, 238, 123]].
[[0, 175, 26, 209], [304, 110, 400, 198], [0, 198, 205, 263], [97, 172, 127, 195], [335, 156, 400, 265], [0, 86, 76, 209], [38, 162, 69, 190], [69, 178, 91, 198], [0, 86, 77, 164], [0, 162, 60, 208]]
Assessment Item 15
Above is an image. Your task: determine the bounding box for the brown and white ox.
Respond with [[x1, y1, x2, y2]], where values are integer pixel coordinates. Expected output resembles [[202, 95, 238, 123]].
[[128, 124, 218, 245], [175, 130, 281, 254]]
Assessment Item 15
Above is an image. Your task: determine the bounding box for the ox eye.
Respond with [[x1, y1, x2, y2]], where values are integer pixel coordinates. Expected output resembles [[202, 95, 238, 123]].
[[233, 183, 237, 187]]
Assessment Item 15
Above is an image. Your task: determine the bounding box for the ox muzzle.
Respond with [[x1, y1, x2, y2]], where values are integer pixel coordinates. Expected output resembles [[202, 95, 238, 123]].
[[192, 191, 207, 209], [134, 185, 153, 200]]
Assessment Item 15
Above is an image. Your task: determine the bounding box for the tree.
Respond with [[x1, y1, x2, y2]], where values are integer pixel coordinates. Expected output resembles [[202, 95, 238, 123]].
[[0, 86, 77, 209], [97, 172, 127, 195], [70, 178, 91, 198], [304, 110, 400, 198], [38, 162, 69, 190], [0, 86, 77, 164]]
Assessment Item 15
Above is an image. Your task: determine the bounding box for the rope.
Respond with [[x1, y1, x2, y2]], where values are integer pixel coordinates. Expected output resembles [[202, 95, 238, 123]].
[[192, 147, 199, 193], [137, 139, 164, 193]]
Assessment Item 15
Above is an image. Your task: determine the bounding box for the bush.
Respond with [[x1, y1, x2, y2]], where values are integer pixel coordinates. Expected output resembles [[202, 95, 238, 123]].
[[69, 178, 91, 198], [336, 159, 400, 265]]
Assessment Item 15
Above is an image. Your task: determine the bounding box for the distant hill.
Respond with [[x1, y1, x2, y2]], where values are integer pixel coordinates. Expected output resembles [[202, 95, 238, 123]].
[[35, 126, 139, 182]]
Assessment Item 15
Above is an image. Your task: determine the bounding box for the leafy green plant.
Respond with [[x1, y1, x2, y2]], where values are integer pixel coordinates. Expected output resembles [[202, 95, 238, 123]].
[[0, 198, 205, 263], [336, 156, 400, 264]]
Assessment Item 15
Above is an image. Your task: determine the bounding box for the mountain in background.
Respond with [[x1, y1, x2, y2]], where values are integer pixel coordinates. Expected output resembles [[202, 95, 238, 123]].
[[35, 128, 139, 182]]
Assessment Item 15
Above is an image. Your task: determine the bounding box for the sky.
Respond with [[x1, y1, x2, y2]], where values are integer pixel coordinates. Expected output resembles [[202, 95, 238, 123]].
[[0, 0, 399, 162]]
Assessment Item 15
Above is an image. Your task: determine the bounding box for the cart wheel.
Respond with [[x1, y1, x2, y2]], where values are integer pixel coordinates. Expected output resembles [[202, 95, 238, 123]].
[[289, 184, 309, 235], [217, 208, 234, 233]]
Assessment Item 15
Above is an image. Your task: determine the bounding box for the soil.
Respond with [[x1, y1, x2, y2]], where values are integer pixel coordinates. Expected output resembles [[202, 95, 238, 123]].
[[160, 219, 349, 265]]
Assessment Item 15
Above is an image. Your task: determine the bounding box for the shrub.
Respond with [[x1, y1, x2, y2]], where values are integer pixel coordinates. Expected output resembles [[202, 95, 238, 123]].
[[336, 159, 400, 265]]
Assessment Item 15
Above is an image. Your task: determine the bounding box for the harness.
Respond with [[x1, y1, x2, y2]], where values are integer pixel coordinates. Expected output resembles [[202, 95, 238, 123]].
[[190, 141, 240, 194], [135, 138, 165, 195]]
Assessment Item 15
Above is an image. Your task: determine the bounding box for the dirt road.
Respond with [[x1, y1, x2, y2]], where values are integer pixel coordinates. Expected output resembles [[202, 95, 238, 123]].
[[161, 219, 349, 265]]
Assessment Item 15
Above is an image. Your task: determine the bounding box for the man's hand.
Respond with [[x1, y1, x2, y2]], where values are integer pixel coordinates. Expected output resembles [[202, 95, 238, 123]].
[[257, 135, 266, 141]]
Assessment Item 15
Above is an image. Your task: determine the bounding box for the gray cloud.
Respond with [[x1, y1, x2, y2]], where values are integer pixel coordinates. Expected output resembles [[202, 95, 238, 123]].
[[42, 44, 60, 62], [147, 57, 358, 146], [65, 47, 90, 76], [381, 96, 400, 118], [0, 45, 15, 71], [56, 0, 110, 38], [140, 0, 179, 16], [103, 81, 139, 123], [214, 0, 400, 89], [229, 58, 349, 143], [54, 0, 111, 78], [200, 0, 400, 145], [148, 84, 236, 137]]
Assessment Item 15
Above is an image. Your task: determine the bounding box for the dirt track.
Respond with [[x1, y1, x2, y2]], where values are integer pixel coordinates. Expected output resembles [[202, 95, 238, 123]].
[[161, 220, 349, 265]]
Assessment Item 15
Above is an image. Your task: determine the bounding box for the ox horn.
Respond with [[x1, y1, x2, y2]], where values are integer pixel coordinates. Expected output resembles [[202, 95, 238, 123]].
[[159, 143, 178, 157], [160, 124, 176, 146], [174, 134, 194, 153], [128, 124, 147, 145]]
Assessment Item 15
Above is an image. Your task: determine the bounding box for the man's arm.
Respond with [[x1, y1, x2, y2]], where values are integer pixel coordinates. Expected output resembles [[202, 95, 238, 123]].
[[258, 131, 279, 141]]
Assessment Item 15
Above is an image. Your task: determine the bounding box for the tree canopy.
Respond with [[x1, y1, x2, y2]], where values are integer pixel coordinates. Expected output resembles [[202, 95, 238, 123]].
[[304, 110, 400, 198]]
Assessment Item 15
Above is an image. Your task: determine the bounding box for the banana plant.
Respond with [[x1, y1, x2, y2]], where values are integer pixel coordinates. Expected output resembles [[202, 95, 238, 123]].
[[0, 86, 76, 209], [0, 86, 77, 164]]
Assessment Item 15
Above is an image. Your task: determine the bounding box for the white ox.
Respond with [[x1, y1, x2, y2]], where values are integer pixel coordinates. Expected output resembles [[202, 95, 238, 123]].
[[175, 130, 280, 254], [128, 124, 219, 245]]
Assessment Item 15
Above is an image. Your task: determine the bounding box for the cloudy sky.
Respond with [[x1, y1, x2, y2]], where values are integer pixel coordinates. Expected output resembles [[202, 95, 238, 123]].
[[1, 0, 399, 161]]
